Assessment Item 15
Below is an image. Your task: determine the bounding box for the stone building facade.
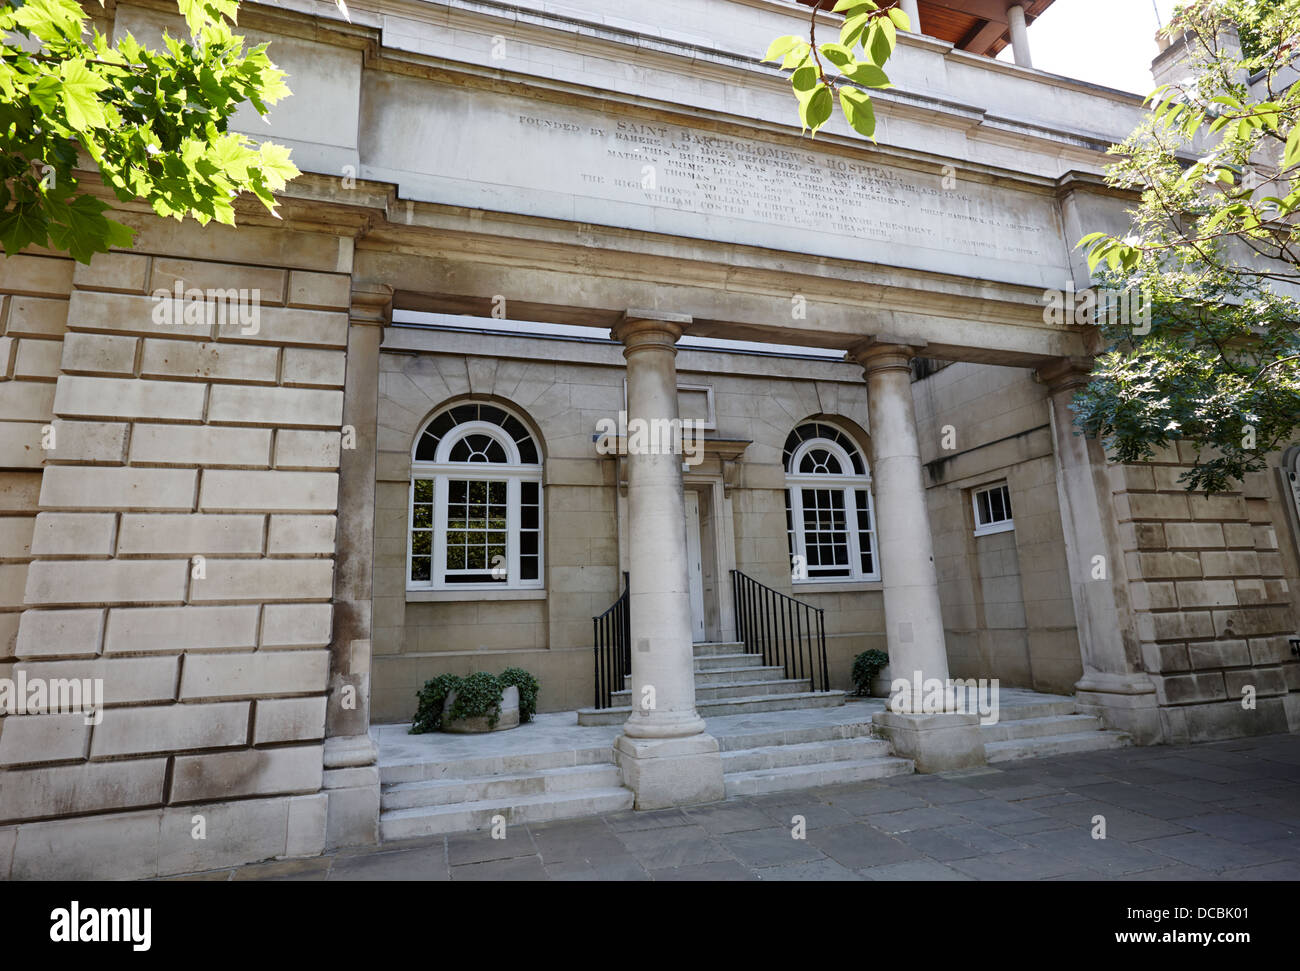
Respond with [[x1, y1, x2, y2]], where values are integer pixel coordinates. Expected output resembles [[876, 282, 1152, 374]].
[[0, 0, 1296, 878]]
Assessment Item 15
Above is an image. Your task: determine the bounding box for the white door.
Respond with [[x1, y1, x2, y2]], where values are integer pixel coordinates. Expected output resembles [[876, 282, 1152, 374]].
[[684, 491, 707, 643]]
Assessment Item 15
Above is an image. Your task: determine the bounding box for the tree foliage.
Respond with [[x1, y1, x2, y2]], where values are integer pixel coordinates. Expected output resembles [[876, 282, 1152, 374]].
[[763, 0, 909, 140], [0, 0, 308, 263], [1076, 0, 1300, 492]]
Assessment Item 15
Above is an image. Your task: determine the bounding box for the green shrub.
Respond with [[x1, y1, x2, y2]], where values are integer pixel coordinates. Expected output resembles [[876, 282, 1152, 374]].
[[851, 649, 889, 697], [410, 668, 541, 734], [499, 667, 540, 723]]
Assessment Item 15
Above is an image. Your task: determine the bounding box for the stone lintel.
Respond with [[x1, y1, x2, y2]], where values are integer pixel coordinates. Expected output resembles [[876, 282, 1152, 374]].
[[1034, 355, 1095, 392], [350, 281, 394, 327]]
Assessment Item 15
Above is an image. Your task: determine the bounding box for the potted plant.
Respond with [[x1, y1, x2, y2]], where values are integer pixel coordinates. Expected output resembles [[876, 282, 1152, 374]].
[[409, 668, 540, 734], [851, 649, 890, 698]]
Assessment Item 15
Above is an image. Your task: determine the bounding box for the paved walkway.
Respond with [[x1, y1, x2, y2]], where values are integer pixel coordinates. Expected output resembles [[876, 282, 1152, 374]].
[[177, 732, 1300, 881]]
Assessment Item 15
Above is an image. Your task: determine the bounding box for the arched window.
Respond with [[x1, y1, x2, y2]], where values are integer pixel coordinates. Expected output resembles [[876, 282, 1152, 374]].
[[783, 421, 879, 582], [409, 401, 543, 591]]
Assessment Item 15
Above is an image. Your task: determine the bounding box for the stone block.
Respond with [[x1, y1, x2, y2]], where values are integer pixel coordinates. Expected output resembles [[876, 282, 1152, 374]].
[[1187, 639, 1251, 670], [25, 559, 188, 605], [116, 513, 265, 555], [254, 696, 328, 743], [267, 515, 336, 554], [105, 604, 260, 652], [0, 759, 165, 824], [179, 649, 330, 700], [199, 470, 338, 512], [274, 429, 341, 469], [287, 270, 351, 310], [208, 385, 343, 427], [140, 339, 278, 384], [90, 701, 249, 757], [52, 375, 206, 422], [14, 608, 104, 658], [261, 603, 333, 647], [15, 654, 179, 705], [170, 744, 323, 802], [283, 348, 347, 387], [39, 465, 196, 511], [30, 512, 116, 556], [0, 712, 90, 766], [188, 558, 334, 602]]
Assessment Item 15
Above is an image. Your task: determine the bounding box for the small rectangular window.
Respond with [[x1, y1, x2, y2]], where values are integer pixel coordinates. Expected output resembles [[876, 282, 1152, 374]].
[[972, 482, 1014, 536]]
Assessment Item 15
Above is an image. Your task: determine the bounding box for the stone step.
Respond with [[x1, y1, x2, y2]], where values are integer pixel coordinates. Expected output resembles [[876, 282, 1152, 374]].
[[576, 689, 846, 725], [379, 745, 615, 786], [624, 664, 786, 688], [716, 719, 878, 752], [980, 713, 1102, 743], [381, 764, 622, 811], [983, 729, 1131, 763], [724, 755, 914, 797], [610, 679, 812, 705], [721, 737, 894, 773], [996, 698, 1078, 721], [379, 787, 635, 841], [696, 653, 765, 671], [693, 641, 745, 656]]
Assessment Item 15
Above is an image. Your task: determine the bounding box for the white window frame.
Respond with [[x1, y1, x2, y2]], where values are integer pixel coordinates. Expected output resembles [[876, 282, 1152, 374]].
[[408, 412, 544, 593], [786, 436, 881, 583], [972, 481, 1015, 537]]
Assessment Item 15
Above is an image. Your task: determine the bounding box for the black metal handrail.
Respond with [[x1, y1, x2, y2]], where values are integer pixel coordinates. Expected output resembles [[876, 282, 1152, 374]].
[[730, 570, 830, 693], [592, 571, 630, 709]]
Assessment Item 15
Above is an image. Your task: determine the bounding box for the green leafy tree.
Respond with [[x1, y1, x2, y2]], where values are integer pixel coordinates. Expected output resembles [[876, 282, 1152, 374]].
[[1076, 0, 1300, 492], [762, 0, 910, 139], [0, 0, 319, 263]]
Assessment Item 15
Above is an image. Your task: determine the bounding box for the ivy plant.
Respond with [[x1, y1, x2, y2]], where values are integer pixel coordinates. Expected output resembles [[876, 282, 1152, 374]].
[[851, 648, 889, 697], [409, 668, 541, 734]]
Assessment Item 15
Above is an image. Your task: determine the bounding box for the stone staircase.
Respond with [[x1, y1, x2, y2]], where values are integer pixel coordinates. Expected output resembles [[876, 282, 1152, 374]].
[[710, 708, 913, 796], [981, 692, 1131, 762], [575, 640, 846, 726], [378, 742, 632, 840]]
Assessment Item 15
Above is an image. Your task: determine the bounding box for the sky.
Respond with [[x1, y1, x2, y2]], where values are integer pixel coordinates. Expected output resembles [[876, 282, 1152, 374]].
[[996, 0, 1185, 94]]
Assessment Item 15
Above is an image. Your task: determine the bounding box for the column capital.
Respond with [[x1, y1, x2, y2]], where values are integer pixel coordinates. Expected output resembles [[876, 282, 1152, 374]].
[[611, 309, 691, 350], [846, 336, 927, 373], [1035, 355, 1095, 393], [349, 282, 393, 327]]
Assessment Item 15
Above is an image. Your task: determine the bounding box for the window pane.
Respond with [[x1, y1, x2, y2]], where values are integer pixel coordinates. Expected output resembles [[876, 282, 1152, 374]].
[[521, 556, 539, 581], [414, 479, 433, 504], [411, 532, 431, 556], [411, 558, 431, 582], [412, 504, 432, 529]]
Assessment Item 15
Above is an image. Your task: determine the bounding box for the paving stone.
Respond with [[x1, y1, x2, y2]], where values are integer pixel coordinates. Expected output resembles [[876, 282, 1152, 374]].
[[445, 829, 536, 866], [526, 818, 627, 864], [1136, 832, 1281, 872], [544, 858, 649, 881], [603, 808, 693, 832], [719, 827, 826, 868], [649, 860, 757, 881], [864, 806, 966, 834], [894, 827, 985, 862], [949, 848, 1083, 880], [1067, 782, 1212, 819], [615, 825, 733, 869], [1115, 863, 1219, 881], [684, 801, 778, 834], [861, 860, 973, 880], [756, 858, 864, 881], [230, 857, 331, 881], [756, 800, 856, 831], [936, 824, 1028, 855], [818, 786, 928, 816], [451, 856, 549, 880], [1036, 801, 1194, 842], [1180, 813, 1296, 844], [1021, 827, 1175, 876], [1219, 859, 1300, 879], [876, 776, 987, 804], [950, 798, 1050, 827], [806, 823, 919, 869], [327, 846, 449, 881]]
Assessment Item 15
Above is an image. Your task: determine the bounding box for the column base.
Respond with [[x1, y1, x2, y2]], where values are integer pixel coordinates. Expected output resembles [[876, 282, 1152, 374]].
[[872, 711, 986, 773], [1074, 672, 1163, 745], [322, 734, 380, 850], [614, 733, 724, 810]]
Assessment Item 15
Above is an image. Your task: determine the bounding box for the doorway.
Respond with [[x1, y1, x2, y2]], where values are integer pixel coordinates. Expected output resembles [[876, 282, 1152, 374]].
[[684, 490, 707, 642]]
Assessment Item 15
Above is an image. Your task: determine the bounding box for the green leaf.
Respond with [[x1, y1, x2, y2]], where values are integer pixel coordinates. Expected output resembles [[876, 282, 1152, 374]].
[[819, 42, 855, 69], [832, 0, 876, 10], [839, 87, 876, 139], [764, 35, 803, 62], [800, 83, 834, 136], [845, 62, 890, 87], [887, 7, 911, 31], [59, 59, 109, 131]]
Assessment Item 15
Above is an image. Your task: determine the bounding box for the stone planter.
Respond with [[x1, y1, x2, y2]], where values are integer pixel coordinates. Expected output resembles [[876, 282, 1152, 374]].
[[442, 684, 520, 733], [870, 664, 895, 699]]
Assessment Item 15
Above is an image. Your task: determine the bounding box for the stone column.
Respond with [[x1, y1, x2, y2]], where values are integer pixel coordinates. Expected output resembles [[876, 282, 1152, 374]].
[[900, 0, 921, 33], [611, 311, 724, 809], [321, 281, 392, 849], [1008, 4, 1033, 68], [849, 339, 985, 771], [1037, 358, 1161, 743]]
